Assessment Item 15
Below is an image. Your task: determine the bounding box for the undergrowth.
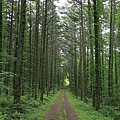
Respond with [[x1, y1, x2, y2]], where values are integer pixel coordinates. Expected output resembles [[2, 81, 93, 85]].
[[67, 91, 114, 120], [0, 91, 60, 120]]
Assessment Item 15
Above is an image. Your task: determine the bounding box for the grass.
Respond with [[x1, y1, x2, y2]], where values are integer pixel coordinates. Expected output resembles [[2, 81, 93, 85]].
[[0, 91, 60, 120], [24, 91, 60, 120], [1, 90, 116, 120], [67, 91, 114, 120], [53, 92, 67, 120]]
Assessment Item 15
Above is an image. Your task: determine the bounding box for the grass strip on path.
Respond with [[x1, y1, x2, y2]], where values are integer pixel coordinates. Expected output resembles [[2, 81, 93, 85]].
[[53, 91, 67, 120]]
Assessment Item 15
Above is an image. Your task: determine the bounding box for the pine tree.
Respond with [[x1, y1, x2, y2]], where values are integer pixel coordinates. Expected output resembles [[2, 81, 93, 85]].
[[14, 0, 26, 103]]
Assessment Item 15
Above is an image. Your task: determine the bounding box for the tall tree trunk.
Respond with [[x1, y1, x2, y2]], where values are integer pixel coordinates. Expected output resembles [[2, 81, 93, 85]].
[[93, 0, 100, 110], [101, 46, 105, 102], [74, 38, 77, 98], [51, 45, 54, 93], [5, 0, 14, 95], [13, 0, 20, 101], [88, 0, 94, 99], [28, 0, 32, 94], [40, 0, 47, 101], [46, 27, 49, 96], [79, 28, 83, 100], [108, 0, 113, 99], [33, 0, 39, 100], [0, 0, 2, 95], [53, 45, 57, 93], [14, 0, 26, 104], [80, 0, 87, 100]]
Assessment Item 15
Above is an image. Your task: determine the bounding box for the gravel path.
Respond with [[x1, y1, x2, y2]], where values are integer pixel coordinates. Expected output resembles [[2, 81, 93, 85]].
[[44, 90, 79, 120]]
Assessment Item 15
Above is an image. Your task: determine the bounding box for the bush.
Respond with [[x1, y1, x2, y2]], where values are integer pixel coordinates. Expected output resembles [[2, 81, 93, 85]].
[[0, 91, 60, 120], [99, 105, 120, 120]]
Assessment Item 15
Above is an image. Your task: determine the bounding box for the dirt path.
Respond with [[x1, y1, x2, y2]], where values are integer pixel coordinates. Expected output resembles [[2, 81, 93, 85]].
[[44, 90, 79, 120]]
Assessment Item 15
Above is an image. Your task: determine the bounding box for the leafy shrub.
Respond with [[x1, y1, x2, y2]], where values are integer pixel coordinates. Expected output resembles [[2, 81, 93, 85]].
[[0, 91, 60, 120], [0, 112, 7, 120], [99, 105, 120, 120]]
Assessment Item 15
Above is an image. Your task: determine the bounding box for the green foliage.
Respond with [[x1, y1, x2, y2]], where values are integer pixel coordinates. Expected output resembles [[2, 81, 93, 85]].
[[24, 91, 60, 120], [116, 3, 120, 47], [99, 105, 120, 120], [0, 96, 25, 119], [68, 4, 80, 22], [0, 112, 7, 120], [0, 91, 60, 120], [67, 91, 113, 120]]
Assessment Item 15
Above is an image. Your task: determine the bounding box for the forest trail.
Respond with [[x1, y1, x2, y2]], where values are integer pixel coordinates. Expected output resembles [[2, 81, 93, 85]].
[[44, 90, 79, 120]]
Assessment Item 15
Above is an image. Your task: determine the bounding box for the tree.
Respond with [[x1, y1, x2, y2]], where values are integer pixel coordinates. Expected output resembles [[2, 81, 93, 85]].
[[5, 0, 14, 95], [80, 0, 87, 100], [40, 0, 48, 101], [32, 0, 40, 100], [0, 0, 2, 73], [0, 0, 2, 95], [108, 0, 114, 100], [13, 0, 26, 103], [93, 0, 100, 110]]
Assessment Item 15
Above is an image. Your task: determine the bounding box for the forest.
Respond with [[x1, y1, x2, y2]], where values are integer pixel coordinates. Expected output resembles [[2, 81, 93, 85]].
[[0, 0, 120, 120]]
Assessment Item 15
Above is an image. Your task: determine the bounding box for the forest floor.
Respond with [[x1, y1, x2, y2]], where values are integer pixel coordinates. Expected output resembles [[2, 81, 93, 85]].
[[44, 90, 79, 120]]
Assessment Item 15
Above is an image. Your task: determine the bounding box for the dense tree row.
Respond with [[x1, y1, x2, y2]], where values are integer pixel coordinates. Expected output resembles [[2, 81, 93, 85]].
[[60, 0, 120, 117], [1, 0, 63, 104]]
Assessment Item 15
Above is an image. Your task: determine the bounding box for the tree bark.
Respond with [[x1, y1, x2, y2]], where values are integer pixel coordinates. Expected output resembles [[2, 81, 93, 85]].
[[14, 0, 26, 104], [108, 0, 114, 99], [0, 0, 2, 95], [93, 0, 100, 110], [6, 0, 14, 95], [40, 0, 47, 101], [33, 0, 39, 100]]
